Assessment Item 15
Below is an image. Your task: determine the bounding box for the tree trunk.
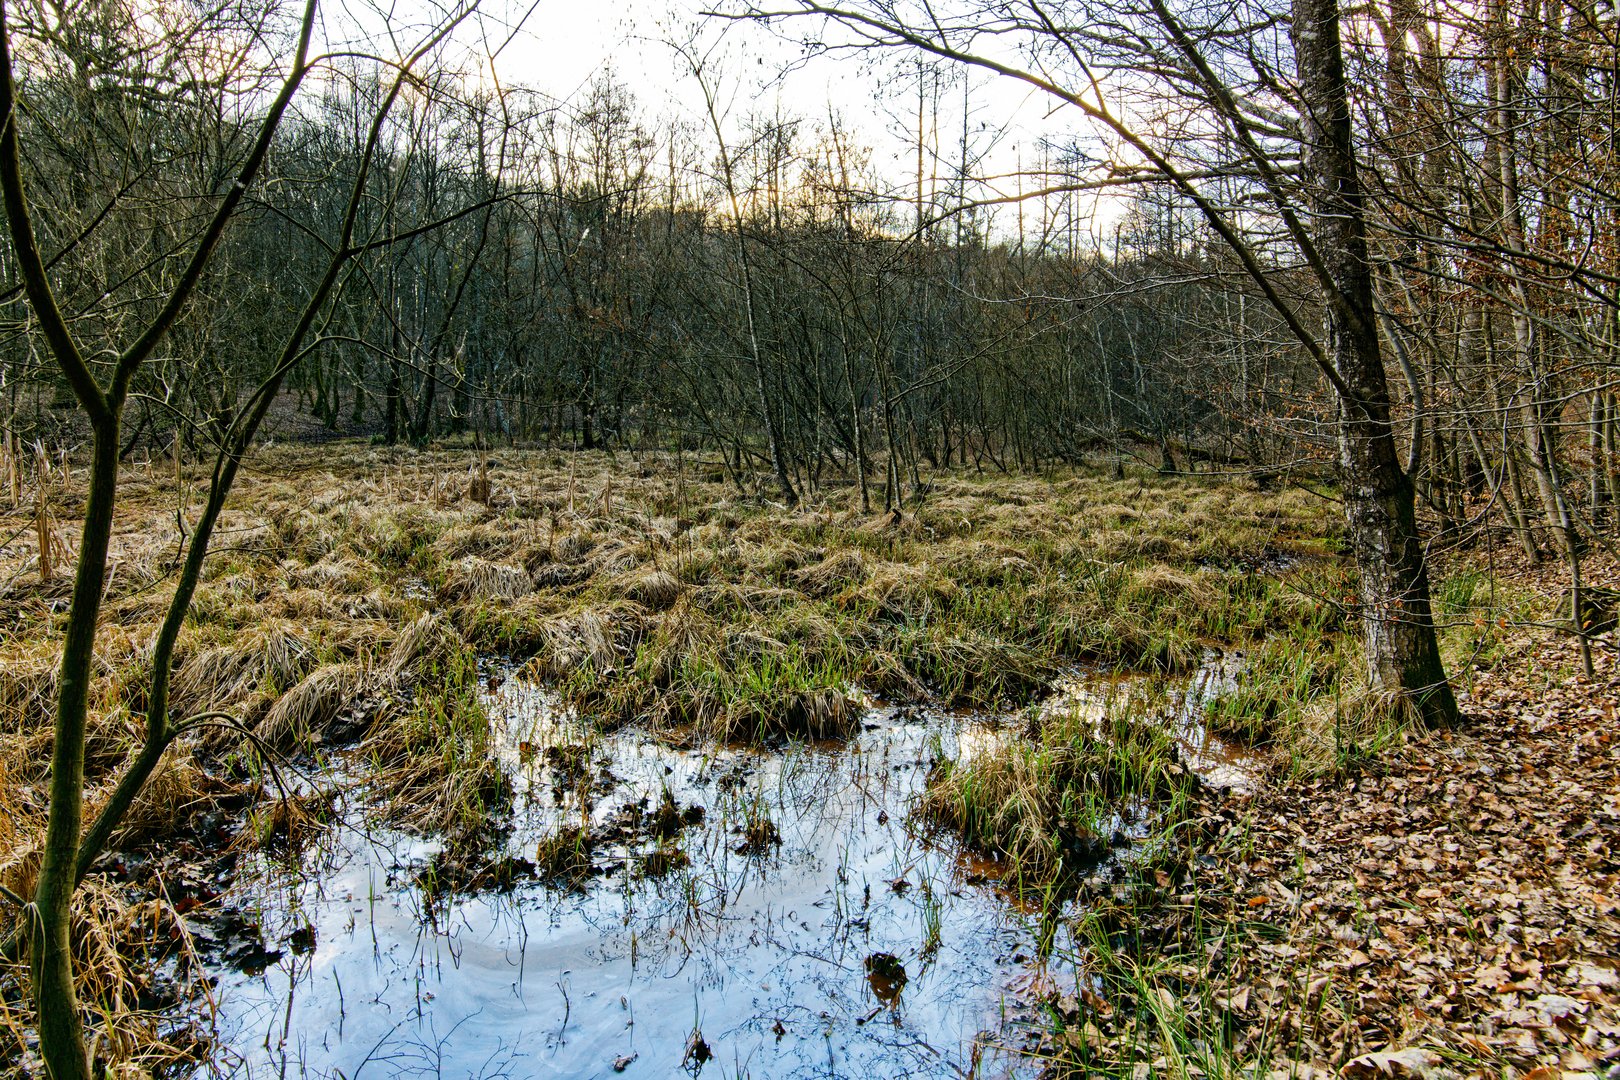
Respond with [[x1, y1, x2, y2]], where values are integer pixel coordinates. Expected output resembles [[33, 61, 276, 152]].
[[1292, 0, 1458, 725], [385, 357, 402, 445], [842, 344, 871, 512], [31, 413, 121, 1080]]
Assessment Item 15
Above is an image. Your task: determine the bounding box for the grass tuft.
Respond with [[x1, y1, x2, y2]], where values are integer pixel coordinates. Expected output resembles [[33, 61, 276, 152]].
[[255, 662, 367, 750], [921, 695, 1196, 895]]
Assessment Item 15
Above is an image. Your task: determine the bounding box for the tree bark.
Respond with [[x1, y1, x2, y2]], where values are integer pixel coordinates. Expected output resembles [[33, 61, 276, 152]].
[[28, 417, 118, 1080], [1292, 0, 1459, 725]]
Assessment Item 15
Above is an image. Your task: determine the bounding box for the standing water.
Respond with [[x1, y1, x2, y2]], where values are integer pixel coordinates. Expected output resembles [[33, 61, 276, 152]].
[[200, 655, 1254, 1079]]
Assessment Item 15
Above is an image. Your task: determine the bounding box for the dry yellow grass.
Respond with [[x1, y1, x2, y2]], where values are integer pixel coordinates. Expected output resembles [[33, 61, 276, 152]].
[[0, 440, 1352, 1075], [384, 611, 459, 679], [621, 567, 683, 610], [255, 662, 367, 749], [442, 556, 533, 603]]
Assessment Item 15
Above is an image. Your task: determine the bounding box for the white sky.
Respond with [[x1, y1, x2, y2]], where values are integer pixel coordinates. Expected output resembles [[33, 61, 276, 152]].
[[504, 1, 1021, 162], [322, 0, 1129, 239]]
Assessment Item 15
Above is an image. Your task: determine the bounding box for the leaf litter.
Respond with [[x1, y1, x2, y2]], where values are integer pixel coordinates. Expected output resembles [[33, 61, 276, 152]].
[[1031, 549, 1620, 1080]]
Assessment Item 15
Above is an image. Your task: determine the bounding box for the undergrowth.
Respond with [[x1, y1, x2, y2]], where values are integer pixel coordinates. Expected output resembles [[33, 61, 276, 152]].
[[0, 442, 1532, 1076], [920, 690, 1199, 895]]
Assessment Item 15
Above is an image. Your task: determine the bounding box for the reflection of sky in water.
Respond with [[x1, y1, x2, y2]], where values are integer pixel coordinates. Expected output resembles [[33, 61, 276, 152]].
[[1042, 653, 1258, 794], [205, 654, 1255, 1079]]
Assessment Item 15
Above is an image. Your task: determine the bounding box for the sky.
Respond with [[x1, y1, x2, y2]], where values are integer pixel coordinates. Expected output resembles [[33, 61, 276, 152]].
[[477, 0, 945, 156], [469, 0, 1129, 236], [309, 0, 1131, 240]]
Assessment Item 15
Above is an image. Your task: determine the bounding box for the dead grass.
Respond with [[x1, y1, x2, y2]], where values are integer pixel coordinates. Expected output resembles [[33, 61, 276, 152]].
[[111, 745, 249, 850], [621, 567, 682, 610], [920, 697, 1196, 894], [795, 548, 869, 596], [255, 662, 367, 750], [171, 622, 311, 717], [384, 611, 459, 680], [442, 556, 532, 603], [0, 650, 57, 732], [0, 441, 1372, 1075]]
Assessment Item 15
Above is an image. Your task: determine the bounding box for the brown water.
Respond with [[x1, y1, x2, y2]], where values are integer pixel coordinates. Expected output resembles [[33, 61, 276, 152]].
[[200, 655, 1253, 1079]]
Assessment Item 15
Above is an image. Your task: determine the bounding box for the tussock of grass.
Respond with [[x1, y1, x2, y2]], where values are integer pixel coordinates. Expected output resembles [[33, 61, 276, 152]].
[[586, 536, 643, 577], [554, 531, 596, 563], [921, 701, 1196, 892], [532, 825, 595, 885], [384, 612, 459, 680], [442, 556, 532, 603], [255, 662, 367, 750], [644, 605, 721, 683], [795, 548, 868, 596], [0, 831, 40, 910], [290, 555, 379, 595], [171, 623, 311, 716], [1127, 565, 1210, 604], [0, 651, 58, 731], [522, 603, 645, 680], [699, 684, 855, 742], [564, 627, 859, 740], [892, 628, 1060, 704], [939, 543, 1035, 586], [363, 645, 506, 835], [850, 561, 958, 619], [621, 567, 682, 610], [272, 586, 346, 623], [343, 586, 413, 624], [691, 582, 800, 614]]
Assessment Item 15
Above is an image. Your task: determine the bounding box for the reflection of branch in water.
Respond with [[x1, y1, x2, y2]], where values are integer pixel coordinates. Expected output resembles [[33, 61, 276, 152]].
[[554, 977, 571, 1047], [350, 1009, 520, 1080], [722, 996, 962, 1080]]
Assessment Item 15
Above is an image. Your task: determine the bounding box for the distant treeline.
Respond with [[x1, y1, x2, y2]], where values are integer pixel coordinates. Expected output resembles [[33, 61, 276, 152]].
[[1, 0, 1615, 544]]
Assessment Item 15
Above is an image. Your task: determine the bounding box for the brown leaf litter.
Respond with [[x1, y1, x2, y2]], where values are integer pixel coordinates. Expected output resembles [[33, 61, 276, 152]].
[[1043, 557, 1619, 1080]]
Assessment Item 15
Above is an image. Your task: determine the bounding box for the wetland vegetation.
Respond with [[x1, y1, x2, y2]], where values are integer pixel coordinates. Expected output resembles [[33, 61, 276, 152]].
[[0, 0, 1617, 1074], [0, 446, 1561, 1078]]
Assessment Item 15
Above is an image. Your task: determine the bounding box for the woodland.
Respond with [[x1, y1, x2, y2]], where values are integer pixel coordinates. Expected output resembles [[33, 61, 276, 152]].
[[0, 0, 1615, 1077]]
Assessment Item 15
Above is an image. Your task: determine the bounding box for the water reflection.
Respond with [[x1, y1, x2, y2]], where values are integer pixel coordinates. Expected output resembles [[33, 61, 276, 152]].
[[202, 653, 1257, 1079], [206, 685, 1066, 1077]]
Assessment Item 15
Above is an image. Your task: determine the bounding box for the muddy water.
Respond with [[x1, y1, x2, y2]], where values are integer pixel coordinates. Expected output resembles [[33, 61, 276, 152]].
[[203, 657, 1252, 1079]]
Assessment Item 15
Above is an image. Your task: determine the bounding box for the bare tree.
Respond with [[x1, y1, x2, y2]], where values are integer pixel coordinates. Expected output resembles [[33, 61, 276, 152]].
[[721, 0, 1461, 720], [0, 3, 487, 1073]]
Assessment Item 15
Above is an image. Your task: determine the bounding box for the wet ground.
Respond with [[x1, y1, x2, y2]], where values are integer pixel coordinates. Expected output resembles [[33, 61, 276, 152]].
[[198, 655, 1257, 1079]]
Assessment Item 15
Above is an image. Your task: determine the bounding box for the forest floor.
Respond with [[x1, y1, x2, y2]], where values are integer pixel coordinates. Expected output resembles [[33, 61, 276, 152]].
[[0, 443, 1612, 1079], [1037, 549, 1620, 1080]]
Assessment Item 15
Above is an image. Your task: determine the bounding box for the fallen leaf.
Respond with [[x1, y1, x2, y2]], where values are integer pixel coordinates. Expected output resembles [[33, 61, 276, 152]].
[[1572, 963, 1617, 988], [1527, 993, 1583, 1020], [1339, 1046, 1442, 1077]]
